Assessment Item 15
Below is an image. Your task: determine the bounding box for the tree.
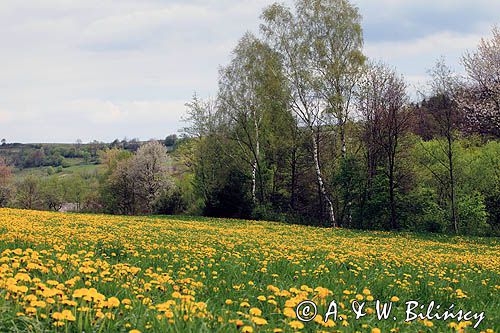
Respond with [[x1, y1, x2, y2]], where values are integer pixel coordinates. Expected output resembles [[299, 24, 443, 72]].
[[61, 174, 88, 211], [15, 175, 41, 210], [0, 157, 12, 206], [181, 95, 225, 210], [164, 134, 178, 147], [133, 141, 171, 213], [1, 139, 6, 146], [420, 59, 462, 233], [99, 148, 135, 214], [218, 33, 287, 204], [105, 157, 139, 215], [357, 62, 409, 229], [261, 2, 336, 226], [99, 148, 133, 172], [218, 33, 264, 203], [40, 177, 64, 211], [75, 139, 82, 150], [458, 26, 500, 137], [296, 0, 365, 157], [182, 94, 217, 140]]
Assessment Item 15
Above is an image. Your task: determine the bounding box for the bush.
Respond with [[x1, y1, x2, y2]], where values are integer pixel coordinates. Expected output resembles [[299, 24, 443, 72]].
[[203, 170, 252, 218], [457, 192, 490, 236], [252, 203, 287, 222], [484, 188, 500, 235], [61, 158, 71, 168], [399, 188, 446, 233], [153, 187, 186, 215], [46, 167, 55, 175]]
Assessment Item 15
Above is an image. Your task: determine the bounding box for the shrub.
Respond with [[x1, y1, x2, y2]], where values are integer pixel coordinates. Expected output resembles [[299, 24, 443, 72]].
[[457, 192, 490, 236], [153, 187, 187, 215], [46, 167, 55, 175], [399, 188, 446, 233], [203, 170, 252, 218]]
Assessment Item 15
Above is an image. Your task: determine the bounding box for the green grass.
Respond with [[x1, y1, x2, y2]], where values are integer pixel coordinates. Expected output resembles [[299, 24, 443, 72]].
[[14, 162, 101, 180]]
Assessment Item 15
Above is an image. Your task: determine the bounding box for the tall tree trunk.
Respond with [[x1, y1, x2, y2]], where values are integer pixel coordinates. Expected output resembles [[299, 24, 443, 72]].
[[250, 110, 261, 204], [290, 148, 297, 210], [311, 129, 336, 227], [340, 120, 347, 159], [447, 134, 458, 234], [389, 165, 397, 229], [251, 160, 257, 204]]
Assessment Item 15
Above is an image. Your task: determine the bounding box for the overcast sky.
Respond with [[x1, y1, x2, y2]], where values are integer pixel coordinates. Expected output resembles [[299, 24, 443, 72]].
[[0, 0, 498, 143]]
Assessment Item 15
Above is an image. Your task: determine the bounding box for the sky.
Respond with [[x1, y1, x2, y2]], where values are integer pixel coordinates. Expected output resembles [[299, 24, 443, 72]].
[[0, 0, 498, 143]]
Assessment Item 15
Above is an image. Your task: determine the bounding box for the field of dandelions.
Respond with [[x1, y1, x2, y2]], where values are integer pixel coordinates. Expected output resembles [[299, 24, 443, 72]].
[[0, 208, 498, 332]]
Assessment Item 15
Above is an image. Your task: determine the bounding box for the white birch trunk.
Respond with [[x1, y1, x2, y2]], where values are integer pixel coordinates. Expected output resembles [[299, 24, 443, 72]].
[[311, 129, 336, 227]]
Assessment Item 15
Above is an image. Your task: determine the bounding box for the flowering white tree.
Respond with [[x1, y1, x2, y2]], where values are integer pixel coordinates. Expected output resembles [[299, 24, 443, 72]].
[[133, 141, 171, 211], [459, 26, 500, 137]]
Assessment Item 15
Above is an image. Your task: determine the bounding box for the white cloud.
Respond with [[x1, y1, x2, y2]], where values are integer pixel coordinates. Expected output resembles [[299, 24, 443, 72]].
[[80, 5, 218, 50], [366, 32, 482, 59], [0, 0, 497, 142]]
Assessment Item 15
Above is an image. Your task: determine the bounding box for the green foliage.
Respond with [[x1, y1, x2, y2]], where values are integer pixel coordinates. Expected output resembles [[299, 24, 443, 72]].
[[399, 188, 446, 233], [352, 172, 391, 230], [39, 177, 65, 211], [332, 155, 366, 227], [484, 188, 500, 235], [203, 170, 252, 219], [153, 187, 187, 215], [46, 166, 55, 175], [457, 192, 490, 236], [412, 138, 500, 235], [164, 134, 178, 147]]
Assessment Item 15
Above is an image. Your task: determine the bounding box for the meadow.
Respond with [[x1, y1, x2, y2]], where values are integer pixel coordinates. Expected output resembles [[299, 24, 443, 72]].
[[0, 208, 498, 333]]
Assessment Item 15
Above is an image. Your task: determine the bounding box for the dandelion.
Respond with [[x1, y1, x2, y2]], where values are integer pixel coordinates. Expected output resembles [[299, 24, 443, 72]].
[[289, 321, 304, 329]]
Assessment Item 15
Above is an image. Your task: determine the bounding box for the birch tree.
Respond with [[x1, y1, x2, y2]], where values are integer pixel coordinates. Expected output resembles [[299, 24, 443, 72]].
[[297, 0, 365, 157], [261, 3, 337, 226], [218, 33, 276, 204]]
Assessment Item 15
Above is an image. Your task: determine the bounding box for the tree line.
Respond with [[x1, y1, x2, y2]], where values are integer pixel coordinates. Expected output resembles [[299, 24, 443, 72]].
[[176, 0, 499, 236]]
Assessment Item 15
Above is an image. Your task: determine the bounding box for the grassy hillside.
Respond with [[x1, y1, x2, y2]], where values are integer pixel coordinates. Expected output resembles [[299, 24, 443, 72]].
[[14, 163, 102, 180], [0, 209, 498, 332], [0, 142, 106, 181]]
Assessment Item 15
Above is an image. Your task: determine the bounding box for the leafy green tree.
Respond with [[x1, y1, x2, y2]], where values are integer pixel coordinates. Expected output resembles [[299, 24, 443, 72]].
[[218, 32, 291, 205], [261, 2, 334, 225], [40, 177, 64, 211], [296, 0, 365, 157], [164, 134, 178, 147], [15, 175, 41, 210]]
